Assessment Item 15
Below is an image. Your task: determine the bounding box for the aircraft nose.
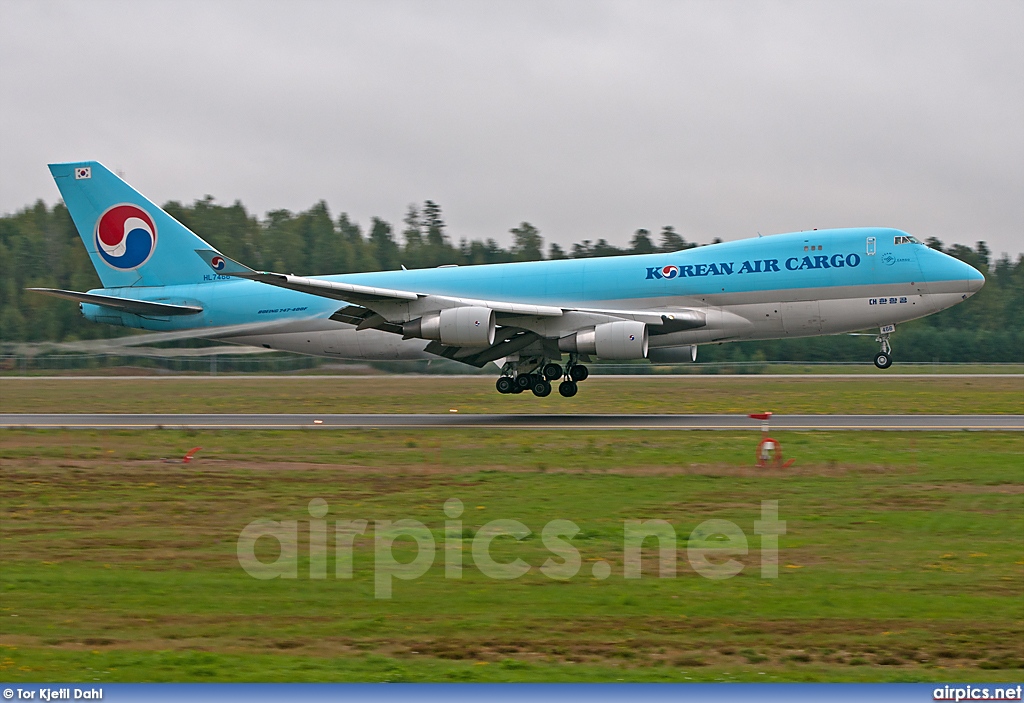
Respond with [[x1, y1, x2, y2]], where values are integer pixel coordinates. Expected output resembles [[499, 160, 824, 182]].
[[964, 262, 985, 293]]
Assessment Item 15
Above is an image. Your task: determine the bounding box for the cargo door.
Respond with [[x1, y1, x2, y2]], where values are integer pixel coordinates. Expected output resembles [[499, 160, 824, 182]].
[[781, 300, 822, 335]]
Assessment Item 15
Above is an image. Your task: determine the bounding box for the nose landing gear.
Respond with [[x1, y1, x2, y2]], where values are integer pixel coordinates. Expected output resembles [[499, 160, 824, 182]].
[[874, 327, 894, 369]]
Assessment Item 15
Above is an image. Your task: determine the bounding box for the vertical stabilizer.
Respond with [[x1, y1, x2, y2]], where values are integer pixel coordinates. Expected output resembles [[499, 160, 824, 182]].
[[48, 161, 222, 288]]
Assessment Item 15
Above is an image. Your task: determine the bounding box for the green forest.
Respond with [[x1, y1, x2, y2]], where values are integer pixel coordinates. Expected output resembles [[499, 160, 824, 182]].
[[1, 197, 1021, 362]]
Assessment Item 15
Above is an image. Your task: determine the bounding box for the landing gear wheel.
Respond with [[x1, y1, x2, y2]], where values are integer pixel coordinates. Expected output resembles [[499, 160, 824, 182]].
[[511, 385, 524, 394], [496, 376, 515, 394], [558, 380, 578, 397], [569, 364, 589, 382], [514, 374, 532, 390], [531, 379, 552, 397], [543, 363, 563, 381], [874, 329, 893, 369]]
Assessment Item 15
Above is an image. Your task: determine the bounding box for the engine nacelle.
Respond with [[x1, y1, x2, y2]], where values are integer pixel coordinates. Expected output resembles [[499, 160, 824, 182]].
[[404, 306, 496, 347], [647, 345, 698, 363], [559, 320, 648, 360]]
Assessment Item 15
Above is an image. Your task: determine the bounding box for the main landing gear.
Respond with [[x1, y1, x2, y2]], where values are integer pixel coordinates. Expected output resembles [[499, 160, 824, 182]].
[[558, 360, 589, 397], [495, 357, 590, 398], [874, 330, 893, 369]]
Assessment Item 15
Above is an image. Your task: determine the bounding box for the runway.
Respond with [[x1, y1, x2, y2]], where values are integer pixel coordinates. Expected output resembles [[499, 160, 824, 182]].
[[3, 373, 1022, 380], [1, 413, 1021, 430]]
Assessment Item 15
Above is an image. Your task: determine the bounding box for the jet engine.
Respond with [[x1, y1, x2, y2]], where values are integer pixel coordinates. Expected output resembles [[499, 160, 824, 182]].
[[404, 306, 496, 347], [559, 320, 648, 359], [647, 345, 698, 363]]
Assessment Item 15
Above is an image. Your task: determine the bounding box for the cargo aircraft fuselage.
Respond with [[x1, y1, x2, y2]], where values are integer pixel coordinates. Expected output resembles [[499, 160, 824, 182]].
[[32, 162, 984, 397]]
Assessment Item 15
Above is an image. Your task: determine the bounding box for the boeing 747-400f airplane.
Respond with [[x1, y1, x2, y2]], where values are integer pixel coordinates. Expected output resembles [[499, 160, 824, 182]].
[[30, 161, 984, 398]]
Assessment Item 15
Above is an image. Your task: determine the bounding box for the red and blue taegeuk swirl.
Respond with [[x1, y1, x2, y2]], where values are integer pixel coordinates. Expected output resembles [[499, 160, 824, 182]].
[[94, 204, 157, 270]]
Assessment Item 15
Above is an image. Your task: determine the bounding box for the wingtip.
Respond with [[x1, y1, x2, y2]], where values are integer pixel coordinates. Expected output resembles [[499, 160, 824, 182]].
[[194, 249, 255, 275]]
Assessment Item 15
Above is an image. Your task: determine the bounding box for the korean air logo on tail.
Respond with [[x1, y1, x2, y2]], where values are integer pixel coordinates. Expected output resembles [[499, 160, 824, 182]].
[[210, 256, 226, 271], [95, 204, 157, 270]]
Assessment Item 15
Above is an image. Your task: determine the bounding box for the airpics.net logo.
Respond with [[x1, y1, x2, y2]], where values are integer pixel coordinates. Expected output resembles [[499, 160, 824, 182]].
[[236, 499, 787, 599], [933, 684, 1023, 701]]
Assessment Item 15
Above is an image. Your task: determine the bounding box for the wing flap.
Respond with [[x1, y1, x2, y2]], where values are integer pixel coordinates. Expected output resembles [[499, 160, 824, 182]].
[[329, 305, 404, 334], [424, 328, 542, 368]]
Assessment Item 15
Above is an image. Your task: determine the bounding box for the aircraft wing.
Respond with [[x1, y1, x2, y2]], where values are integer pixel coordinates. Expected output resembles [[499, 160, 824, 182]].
[[242, 270, 421, 303], [247, 271, 568, 316], [26, 288, 203, 316], [196, 250, 564, 317], [196, 250, 708, 367]]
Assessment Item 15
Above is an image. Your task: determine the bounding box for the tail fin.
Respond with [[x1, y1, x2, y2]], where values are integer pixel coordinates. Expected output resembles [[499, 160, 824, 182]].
[[49, 161, 223, 289]]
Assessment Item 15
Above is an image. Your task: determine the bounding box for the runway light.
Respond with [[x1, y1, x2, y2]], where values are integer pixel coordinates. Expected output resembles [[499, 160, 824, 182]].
[[313, 419, 323, 424], [449, 409, 458, 413]]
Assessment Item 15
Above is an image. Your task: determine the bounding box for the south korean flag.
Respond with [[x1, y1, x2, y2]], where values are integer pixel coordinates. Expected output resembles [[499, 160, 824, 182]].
[[75, 166, 91, 180]]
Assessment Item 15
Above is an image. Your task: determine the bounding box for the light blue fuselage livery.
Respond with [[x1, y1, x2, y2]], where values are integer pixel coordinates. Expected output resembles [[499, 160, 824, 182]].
[[36, 161, 983, 389]]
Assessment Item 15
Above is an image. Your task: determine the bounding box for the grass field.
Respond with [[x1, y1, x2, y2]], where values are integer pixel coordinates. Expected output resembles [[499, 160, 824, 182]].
[[4, 363, 1024, 378], [2, 375, 1023, 414], [1, 428, 1022, 682]]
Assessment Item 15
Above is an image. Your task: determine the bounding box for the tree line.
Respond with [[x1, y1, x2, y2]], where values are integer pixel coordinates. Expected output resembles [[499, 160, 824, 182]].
[[1, 197, 1020, 362]]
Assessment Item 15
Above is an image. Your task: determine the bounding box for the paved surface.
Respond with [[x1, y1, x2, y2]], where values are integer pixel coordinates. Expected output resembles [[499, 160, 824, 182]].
[[1, 413, 1021, 430]]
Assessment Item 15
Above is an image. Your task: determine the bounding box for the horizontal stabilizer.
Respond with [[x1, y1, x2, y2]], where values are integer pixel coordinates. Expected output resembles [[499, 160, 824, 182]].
[[26, 288, 203, 316]]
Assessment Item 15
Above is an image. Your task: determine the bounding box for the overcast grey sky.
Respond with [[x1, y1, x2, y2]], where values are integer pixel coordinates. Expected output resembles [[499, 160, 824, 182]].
[[1, 0, 1021, 256]]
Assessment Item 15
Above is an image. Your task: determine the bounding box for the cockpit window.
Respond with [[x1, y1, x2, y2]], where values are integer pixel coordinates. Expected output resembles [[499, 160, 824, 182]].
[[894, 235, 920, 245]]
